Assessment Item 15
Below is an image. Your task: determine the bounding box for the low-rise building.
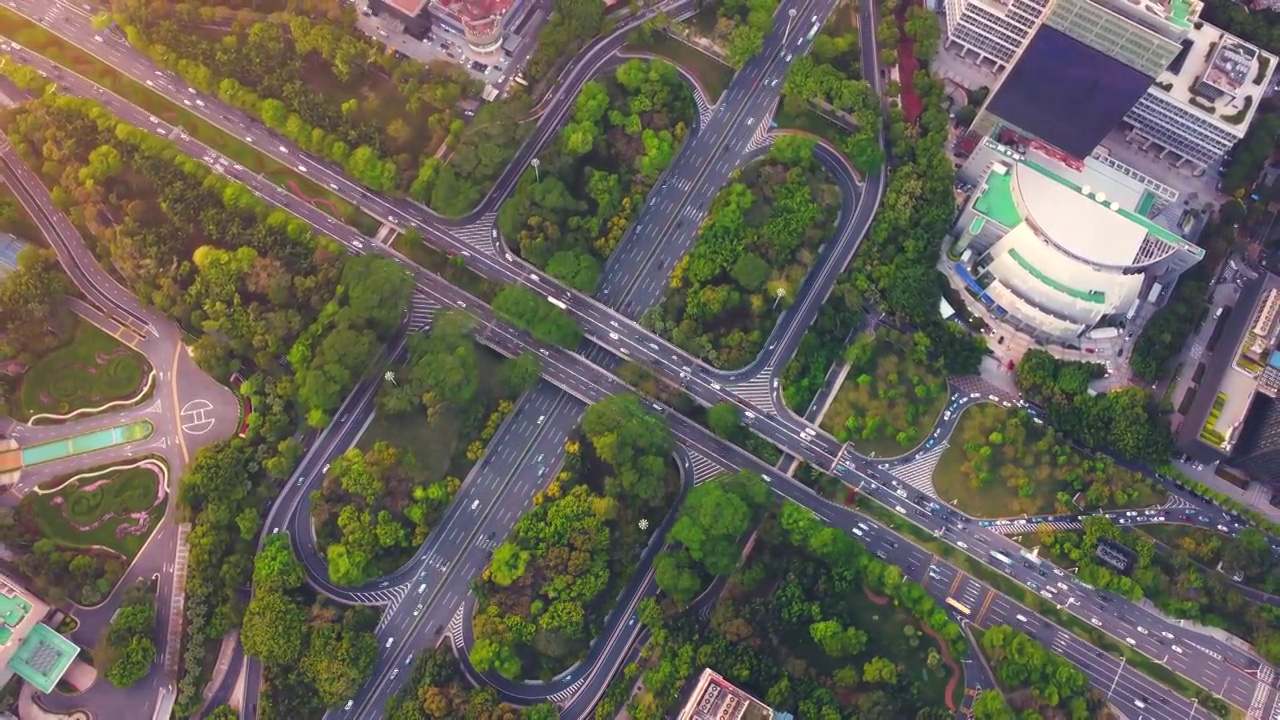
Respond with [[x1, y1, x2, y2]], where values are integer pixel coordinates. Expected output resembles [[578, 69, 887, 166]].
[[0, 574, 78, 694], [677, 669, 791, 720]]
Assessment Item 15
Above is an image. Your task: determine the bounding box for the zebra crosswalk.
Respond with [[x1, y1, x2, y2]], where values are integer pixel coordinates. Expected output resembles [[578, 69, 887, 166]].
[[988, 520, 1082, 536], [354, 585, 410, 632], [548, 677, 586, 704], [729, 371, 776, 411], [688, 449, 728, 484], [1249, 664, 1274, 719], [408, 295, 440, 332], [890, 443, 948, 496], [452, 212, 499, 252]]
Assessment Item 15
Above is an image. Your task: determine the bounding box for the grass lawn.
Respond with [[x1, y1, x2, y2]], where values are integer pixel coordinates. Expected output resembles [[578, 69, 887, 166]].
[[775, 102, 853, 149], [0, 8, 373, 233], [15, 318, 149, 420], [933, 405, 1167, 518], [625, 33, 735, 102], [0, 180, 40, 242], [844, 590, 957, 708], [22, 462, 166, 559], [820, 331, 948, 457], [358, 348, 505, 483]]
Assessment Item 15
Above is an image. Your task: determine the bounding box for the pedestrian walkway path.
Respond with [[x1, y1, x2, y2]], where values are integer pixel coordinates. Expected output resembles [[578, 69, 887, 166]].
[[453, 212, 498, 253], [728, 370, 776, 411], [687, 449, 728, 484], [891, 443, 948, 496], [988, 520, 1082, 535], [408, 294, 440, 333]]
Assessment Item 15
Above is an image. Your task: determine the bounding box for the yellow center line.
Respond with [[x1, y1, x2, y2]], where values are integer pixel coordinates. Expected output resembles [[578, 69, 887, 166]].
[[948, 570, 966, 597], [974, 589, 996, 625]]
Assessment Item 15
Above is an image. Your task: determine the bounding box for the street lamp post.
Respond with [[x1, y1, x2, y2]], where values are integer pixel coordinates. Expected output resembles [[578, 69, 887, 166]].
[[772, 286, 787, 309], [531, 157, 540, 182], [783, 8, 797, 45]]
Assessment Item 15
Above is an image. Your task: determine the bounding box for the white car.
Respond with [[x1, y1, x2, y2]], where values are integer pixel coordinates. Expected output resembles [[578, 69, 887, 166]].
[[956, 541, 968, 549], [1090, 617, 1102, 626], [245, 136, 254, 143]]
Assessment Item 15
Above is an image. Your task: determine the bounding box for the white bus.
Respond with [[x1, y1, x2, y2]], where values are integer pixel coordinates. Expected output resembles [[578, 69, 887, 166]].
[[989, 550, 1014, 566], [546, 295, 567, 310]]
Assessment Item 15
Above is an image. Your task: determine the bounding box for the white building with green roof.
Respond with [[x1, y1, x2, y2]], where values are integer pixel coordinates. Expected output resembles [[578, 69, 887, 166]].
[[951, 139, 1204, 343]]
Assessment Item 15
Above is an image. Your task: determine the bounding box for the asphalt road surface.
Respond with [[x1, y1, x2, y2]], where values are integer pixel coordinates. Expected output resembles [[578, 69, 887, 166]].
[[8, 4, 1277, 719]]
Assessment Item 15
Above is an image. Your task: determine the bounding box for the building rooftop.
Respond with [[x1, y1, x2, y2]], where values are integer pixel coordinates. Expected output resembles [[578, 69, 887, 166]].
[[9, 624, 77, 694], [1156, 23, 1275, 133], [385, 0, 430, 18], [975, 141, 1202, 264], [984, 26, 1156, 159], [0, 233, 30, 281], [677, 669, 781, 720]]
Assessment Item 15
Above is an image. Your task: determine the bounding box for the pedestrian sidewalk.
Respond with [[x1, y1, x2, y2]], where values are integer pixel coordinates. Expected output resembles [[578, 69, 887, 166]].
[[1171, 459, 1280, 524]]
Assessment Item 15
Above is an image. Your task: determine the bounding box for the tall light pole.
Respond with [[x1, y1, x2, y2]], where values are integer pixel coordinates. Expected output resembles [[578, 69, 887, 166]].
[[783, 8, 797, 46], [531, 157, 540, 182], [773, 286, 787, 309]]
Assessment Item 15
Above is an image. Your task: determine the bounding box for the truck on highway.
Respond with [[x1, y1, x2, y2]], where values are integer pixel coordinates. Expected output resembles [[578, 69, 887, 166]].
[[806, 23, 819, 40], [546, 295, 567, 310], [989, 550, 1014, 566]]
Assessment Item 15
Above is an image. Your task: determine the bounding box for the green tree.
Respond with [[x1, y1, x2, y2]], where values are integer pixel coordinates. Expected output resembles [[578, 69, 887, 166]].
[[862, 656, 898, 684], [106, 635, 156, 687], [253, 533, 304, 591], [655, 550, 704, 603], [242, 589, 307, 666], [971, 689, 1015, 720], [706, 402, 742, 439], [492, 285, 583, 348]]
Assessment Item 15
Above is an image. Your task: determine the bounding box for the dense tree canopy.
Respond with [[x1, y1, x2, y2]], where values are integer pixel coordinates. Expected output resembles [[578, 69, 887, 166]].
[[499, 60, 693, 291], [1015, 350, 1171, 462], [643, 143, 841, 369], [623, 500, 966, 719], [116, 4, 480, 194], [100, 581, 158, 688], [473, 396, 677, 679]]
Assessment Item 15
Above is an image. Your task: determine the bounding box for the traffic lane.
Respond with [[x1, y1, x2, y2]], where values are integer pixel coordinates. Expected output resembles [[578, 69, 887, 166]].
[[849, 518, 1216, 719], [12, 0, 492, 228], [40, 29, 1228, 707], [596, 3, 818, 304], [335, 391, 582, 718], [21, 0, 846, 445], [479, 444, 697, 701], [834, 460, 1261, 674]]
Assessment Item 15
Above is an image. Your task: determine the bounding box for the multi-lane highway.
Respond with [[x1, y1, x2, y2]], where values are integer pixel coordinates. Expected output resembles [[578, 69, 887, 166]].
[[7, 3, 1279, 719]]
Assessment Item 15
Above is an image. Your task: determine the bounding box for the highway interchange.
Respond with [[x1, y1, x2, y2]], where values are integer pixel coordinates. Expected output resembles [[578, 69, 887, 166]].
[[3, 1, 1280, 719]]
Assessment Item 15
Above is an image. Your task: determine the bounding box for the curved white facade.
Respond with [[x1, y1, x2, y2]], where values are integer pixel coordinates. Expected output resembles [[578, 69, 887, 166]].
[[952, 140, 1203, 342]]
